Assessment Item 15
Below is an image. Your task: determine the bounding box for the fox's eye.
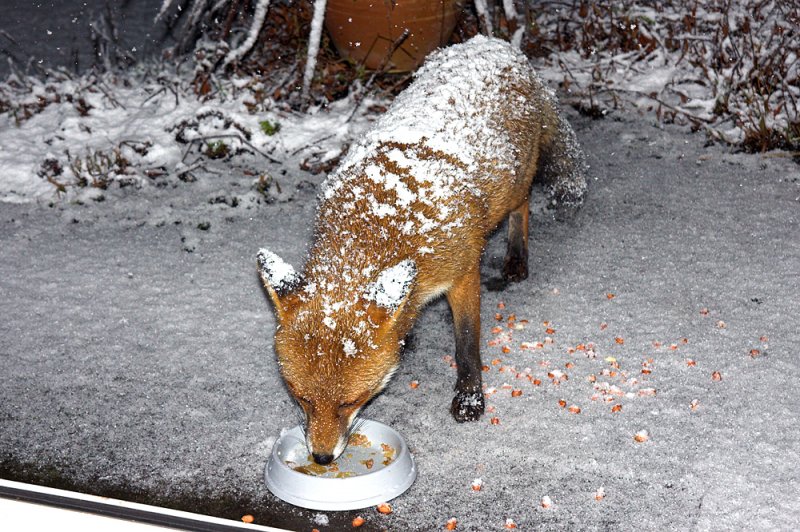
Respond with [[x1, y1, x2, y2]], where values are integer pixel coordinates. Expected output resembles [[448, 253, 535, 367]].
[[338, 390, 372, 412], [338, 401, 358, 412], [295, 395, 314, 413], [285, 381, 313, 410]]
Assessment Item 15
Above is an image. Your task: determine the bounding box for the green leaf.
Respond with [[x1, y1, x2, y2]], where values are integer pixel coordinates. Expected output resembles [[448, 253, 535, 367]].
[[259, 119, 281, 136]]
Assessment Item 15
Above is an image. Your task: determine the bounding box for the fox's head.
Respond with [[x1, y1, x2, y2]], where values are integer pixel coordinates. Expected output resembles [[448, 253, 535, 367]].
[[257, 249, 416, 464]]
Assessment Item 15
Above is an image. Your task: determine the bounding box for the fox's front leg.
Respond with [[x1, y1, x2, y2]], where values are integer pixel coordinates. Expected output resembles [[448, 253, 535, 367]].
[[446, 268, 485, 422]]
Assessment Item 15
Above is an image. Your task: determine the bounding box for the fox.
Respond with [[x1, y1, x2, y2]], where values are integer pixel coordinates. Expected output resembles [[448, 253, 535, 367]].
[[257, 35, 586, 465]]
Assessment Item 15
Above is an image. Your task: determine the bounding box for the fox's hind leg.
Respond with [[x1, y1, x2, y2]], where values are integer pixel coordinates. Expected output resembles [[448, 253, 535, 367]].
[[503, 197, 530, 282], [447, 268, 485, 422]]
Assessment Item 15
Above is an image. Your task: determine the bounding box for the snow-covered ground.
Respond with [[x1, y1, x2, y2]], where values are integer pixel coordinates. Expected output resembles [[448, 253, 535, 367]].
[[0, 66, 379, 204]]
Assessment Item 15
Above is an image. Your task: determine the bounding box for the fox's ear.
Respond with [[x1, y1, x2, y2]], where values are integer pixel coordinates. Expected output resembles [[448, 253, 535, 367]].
[[364, 259, 417, 326], [257, 248, 303, 318]]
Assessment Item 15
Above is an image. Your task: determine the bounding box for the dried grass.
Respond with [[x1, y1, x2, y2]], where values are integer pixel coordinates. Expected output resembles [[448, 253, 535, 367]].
[[527, 0, 799, 152]]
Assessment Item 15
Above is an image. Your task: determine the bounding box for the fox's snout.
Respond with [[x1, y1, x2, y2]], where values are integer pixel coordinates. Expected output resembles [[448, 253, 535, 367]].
[[304, 409, 353, 463], [312, 452, 334, 465]]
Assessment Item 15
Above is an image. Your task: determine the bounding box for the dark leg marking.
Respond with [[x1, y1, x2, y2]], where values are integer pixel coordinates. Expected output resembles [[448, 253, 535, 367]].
[[446, 268, 485, 422]]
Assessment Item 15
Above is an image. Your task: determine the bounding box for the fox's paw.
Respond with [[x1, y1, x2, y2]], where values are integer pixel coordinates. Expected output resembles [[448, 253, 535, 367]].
[[450, 391, 485, 422], [502, 256, 528, 283]]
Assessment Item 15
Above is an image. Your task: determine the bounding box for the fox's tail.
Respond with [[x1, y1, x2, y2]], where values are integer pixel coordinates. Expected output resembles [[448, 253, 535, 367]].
[[536, 111, 588, 207]]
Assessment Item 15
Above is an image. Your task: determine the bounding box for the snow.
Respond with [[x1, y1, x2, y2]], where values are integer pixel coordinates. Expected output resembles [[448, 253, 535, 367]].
[[224, 0, 272, 66], [334, 37, 525, 176], [365, 260, 417, 311], [0, 70, 379, 204], [474, 0, 493, 35], [301, 0, 328, 100], [533, 1, 799, 147], [321, 36, 548, 238], [342, 338, 358, 357], [291, 36, 584, 358], [257, 248, 300, 293]]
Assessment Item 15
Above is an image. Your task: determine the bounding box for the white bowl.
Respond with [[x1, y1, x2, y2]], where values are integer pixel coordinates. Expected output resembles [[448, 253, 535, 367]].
[[264, 419, 417, 511]]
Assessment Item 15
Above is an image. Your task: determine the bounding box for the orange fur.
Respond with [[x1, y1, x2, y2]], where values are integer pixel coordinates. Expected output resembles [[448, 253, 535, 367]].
[[258, 37, 585, 461]]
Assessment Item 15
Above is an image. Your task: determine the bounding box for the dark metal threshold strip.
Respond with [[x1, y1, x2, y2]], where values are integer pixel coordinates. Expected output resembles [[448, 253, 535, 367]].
[[0, 479, 287, 532]]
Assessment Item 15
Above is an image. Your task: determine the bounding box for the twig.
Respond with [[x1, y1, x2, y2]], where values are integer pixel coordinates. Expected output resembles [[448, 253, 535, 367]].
[[301, 0, 327, 101], [221, 0, 242, 39], [0, 47, 22, 68], [346, 29, 410, 123], [760, 151, 800, 159], [143, 86, 166, 104], [474, 0, 493, 36], [379, 72, 414, 98], [163, 80, 180, 107], [595, 86, 714, 125], [176, 159, 206, 178], [224, 0, 272, 67], [95, 77, 127, 109], [290, 133, 335, 156], [370, 29, 411, 79], [142, 78, 180, 108], [0, 29, 18, 46]]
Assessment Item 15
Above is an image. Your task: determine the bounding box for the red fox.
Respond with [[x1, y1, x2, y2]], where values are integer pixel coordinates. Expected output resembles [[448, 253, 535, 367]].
[[258, 36, 586, 465]]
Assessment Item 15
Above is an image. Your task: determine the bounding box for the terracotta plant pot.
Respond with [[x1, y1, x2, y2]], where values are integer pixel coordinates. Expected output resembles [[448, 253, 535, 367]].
[[324, 0, 465, 72]]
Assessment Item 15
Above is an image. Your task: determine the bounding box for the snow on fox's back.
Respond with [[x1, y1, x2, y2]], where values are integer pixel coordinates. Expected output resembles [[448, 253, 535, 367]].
[[337, 35, 536, 175]]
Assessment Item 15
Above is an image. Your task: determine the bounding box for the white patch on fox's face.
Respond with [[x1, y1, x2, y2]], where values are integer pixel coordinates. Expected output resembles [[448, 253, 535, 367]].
[[334, 407, 361, 459]]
